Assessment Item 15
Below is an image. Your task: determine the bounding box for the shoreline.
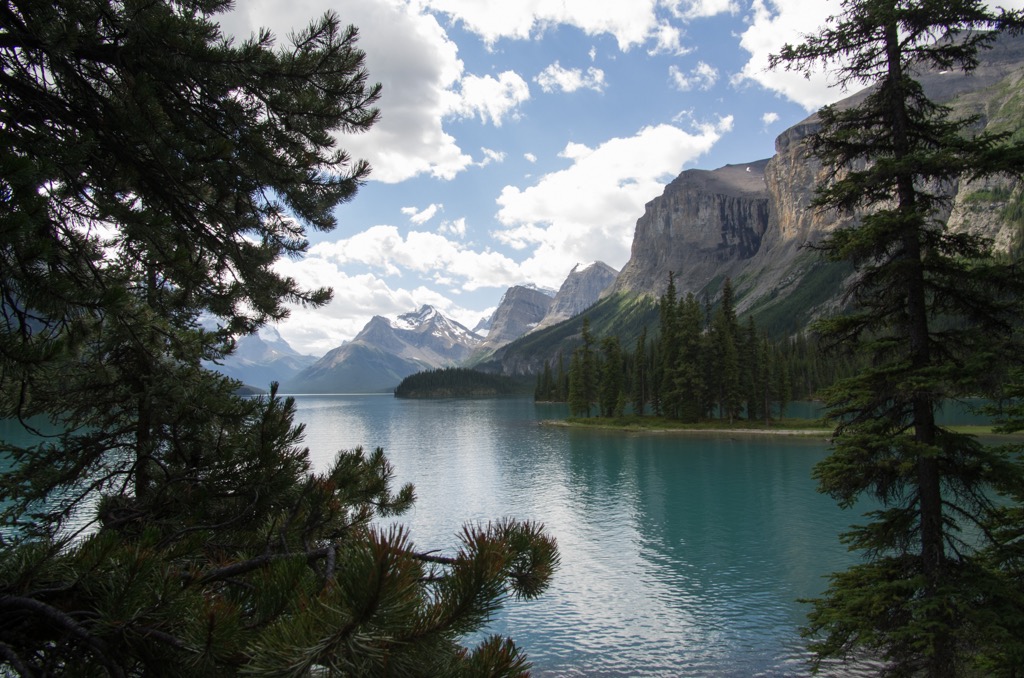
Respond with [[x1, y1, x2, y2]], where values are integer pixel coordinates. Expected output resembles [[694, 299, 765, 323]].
[[540, 419, 1024, 442], [539, 419, 833, 437]]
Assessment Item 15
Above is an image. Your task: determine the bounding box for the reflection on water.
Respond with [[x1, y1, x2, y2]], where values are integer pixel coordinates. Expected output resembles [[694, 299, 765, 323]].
[[290, 395, 871, 677]]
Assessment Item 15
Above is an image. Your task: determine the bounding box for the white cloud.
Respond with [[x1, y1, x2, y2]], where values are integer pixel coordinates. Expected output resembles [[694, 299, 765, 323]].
[[403, 203, 442, 224], [588, 46, 597, 61], [762, 111, 780, 125], [524, 152, 538, 163], [733, 0, 848, 111], [647, 21, 691, 56], [422, 0, 662, 51], [220, 0, 475, 183], [439, 217, 468, 237], [478, 148, 507, 167], [535, 62, 606, 93], [669, 61, 718, 91], [309, 225, 526, 292], [494, 118, 733, 289], [444, 71, 531, 126]]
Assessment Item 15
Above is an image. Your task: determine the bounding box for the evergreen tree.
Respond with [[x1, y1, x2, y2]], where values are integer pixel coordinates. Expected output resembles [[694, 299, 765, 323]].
[[674, 293, 705, 423], [772, 3, 1024, 675], [657, 273, 681, 417], [599, 335, 624, 418], [0, 2, 557, 674], [709, 279, 742, 423], [567, 348, 589, 417], [579, 318, 599, 414], [631, 326, 649, 416], [742, 317, 762, 422], [556, 352, 568, 401]]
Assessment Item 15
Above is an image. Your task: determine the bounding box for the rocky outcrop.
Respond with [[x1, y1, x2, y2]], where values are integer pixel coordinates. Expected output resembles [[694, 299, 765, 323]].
[[476, 285, 554, 353], [608, 160, 773, 301], [535, 262, 618, 331], [284, 306, 481, 393], [607, 31, 1024, 324]]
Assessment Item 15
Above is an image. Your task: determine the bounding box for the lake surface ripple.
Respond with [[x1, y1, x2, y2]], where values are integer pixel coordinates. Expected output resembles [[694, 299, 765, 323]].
[[290, 394, 870, 677]]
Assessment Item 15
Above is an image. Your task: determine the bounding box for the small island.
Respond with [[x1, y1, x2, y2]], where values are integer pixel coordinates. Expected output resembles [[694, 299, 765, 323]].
[[394, 367, 527, 399]]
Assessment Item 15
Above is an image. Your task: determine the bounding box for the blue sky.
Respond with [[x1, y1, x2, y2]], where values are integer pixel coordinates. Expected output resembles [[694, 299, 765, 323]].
[[218, 0, 1023, 356]]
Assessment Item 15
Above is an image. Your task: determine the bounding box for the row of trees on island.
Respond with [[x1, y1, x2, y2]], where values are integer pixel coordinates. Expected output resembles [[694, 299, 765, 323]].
[[535, 274, 860, 422]]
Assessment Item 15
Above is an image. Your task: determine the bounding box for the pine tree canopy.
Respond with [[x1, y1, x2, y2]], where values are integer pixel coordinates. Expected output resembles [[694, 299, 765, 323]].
[[0, 1, 558, 675]]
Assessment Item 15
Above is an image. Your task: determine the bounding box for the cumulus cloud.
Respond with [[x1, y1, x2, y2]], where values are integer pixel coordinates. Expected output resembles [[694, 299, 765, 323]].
[[221, 0, 479, 183], [647, 21, 690, 56], [422, 0, 662, 51], [762, 111, 780, 125], [535, 62, 607, 93], [494, 117, 733, 289], [733, 0, 848, 111], [444, 71, 531, 126], [524, 152, 538, 163], [669, 61, 718, 91], [308, 225, 525, 292]]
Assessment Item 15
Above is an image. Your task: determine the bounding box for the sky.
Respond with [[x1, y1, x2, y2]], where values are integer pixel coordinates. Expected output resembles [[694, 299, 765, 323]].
[[217, 0, 1021, 357]]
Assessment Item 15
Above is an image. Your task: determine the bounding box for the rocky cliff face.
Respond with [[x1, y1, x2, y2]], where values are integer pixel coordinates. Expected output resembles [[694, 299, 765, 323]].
[[607, 32, 1024, 328], [535, 261, 618, 331], [608, 161, 772, 301], [476, 285, 554, 353]]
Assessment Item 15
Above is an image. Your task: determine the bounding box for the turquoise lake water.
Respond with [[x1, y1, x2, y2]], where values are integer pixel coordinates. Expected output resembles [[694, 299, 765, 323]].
[[289, 394, 874, 677]]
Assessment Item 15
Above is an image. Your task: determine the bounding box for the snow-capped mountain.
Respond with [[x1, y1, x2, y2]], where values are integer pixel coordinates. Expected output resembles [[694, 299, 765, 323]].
[[207, 326, 316, 390], [283, 305, 482, 393]]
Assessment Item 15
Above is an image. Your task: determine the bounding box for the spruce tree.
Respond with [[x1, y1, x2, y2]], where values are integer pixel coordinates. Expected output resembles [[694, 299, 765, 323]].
[[772, 2, 1024, 675], [0, 1, 558, 674], [599, 335, 624, 418], [675, 293, 705, 423], [631, 326, 649, 416]]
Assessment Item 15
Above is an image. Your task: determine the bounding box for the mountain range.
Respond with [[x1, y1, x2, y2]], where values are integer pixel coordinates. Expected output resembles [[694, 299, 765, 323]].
[[214, 32, 1024, 393], [266, 261, 618, 393]]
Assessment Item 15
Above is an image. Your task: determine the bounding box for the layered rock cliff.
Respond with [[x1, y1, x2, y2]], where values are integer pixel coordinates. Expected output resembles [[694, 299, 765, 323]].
[[608, 160, 772, 301], [606, 32, 1024, 331]]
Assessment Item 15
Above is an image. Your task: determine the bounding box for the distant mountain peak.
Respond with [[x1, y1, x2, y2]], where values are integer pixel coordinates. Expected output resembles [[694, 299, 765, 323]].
[[285, 305, 482, 393]]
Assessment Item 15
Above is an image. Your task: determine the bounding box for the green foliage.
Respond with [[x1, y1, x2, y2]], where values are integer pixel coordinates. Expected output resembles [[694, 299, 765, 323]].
[[394, 367, 526, 398], [548, 275, 842, 424], [772, 1, 1024, 675], [489, 292, 659, 373], [746, 254, 854, 336], [0, 1, 558, 675]]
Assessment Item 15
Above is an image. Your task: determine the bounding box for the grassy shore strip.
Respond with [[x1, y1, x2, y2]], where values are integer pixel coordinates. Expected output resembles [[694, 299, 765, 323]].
[[541, 417, 1024, 439], [541, 416, 832, 436]]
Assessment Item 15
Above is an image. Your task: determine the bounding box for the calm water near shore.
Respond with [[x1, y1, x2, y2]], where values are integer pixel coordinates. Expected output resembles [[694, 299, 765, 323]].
[[290, 394, 870, 677]]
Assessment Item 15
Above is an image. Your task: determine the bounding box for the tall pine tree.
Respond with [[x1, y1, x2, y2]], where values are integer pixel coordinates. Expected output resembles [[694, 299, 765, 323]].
[[772, 2, 1024, 675]]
